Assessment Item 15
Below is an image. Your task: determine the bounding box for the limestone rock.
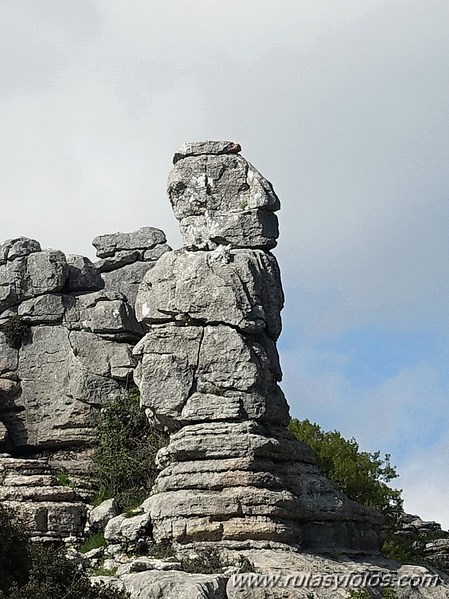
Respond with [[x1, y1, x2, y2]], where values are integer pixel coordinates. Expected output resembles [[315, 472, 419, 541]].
[[0, 421, 7, 443], [93, 227, 171, 305], [168, 147, 279, 249], [133, 325, 287, 430], [65, 254, 104, 292], [63, 290, 143, 340], [3, 324, 132, 448], [104, 512, 152, 544], [0, 455, 86, 541], [135, 248, 283, 338], [173, 140, 242, 163], [25, 249, 68, 295], [100, 259, 164, 307], [133, 142, 381, 554], [178, 210, 279, 251], [0, 237, 41, 265], [93, 227, 167, 260], [18, 294, 65, 324], [88, 498, 120, 532], [0, 248, 68, 313], [117, 571, 227, 599]]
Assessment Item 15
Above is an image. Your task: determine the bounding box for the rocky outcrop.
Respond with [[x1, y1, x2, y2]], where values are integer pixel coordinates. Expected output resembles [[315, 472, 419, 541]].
[[93, 227, 171, 307], [0, 228, 170, 457], [0, 454, 86, 542], [133, 141, 381, 554]]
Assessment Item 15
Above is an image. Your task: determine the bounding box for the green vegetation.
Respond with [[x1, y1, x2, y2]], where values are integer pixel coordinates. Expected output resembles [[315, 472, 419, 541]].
[[55, 471, 71, 487], [79, 533, 107, 554], [289, 419, 449, 573], [288, 419, 403, 532], [0, 316, 30, 349], [90, 386, 167, 510], [181, 548, 223, 574], [148, 540, 176, 560], [0, 505, 128, 599]]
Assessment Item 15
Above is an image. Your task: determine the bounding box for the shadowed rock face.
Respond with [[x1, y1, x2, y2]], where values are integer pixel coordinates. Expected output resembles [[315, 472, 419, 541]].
[[134, 142, 382, 553]]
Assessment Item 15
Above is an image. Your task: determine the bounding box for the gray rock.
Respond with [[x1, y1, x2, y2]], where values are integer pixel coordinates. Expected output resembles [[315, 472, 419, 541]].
[[0, 331, 18, 376], [104, 512, 151, 544], [65, 254, 104, 292], [0, 257, 27, 312], [0, 237, 41, 265], [18, 293, 65, 324], [168, 151, 279, 249], [4, 325, 130, 448], [25, 250, 68, 295], [133, 142, 381, 553], [88, 498, 120, 532], [96, 244, 171, 274], [63, 290, 143, 340], [133, 324, 287, 430], [0, 456, 86, 542], [100, 258, 166, 307], [0, 250, 67, 313], [93, 227, 166, 259], [173, 140, 241, 163], [0, 421, 7, 444], [178, 209, 279, 251], [135, 247, 283, 338], [118, 570, 227, 599]]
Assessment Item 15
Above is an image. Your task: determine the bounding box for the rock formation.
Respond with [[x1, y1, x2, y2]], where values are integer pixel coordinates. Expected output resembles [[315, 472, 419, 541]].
[[0, 229, 169, 539], [94, 227, 171, 306], [134, 141, 381, 553]]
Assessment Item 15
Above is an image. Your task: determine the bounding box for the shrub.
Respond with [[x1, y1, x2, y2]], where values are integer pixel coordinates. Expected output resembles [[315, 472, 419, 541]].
[[0, 506, 31, 594], [0, 316, 30, 350], [90, 386, 167, 510], [288, 419, 403, 532], [181, 548, 223, 574], [0, 507, 128, 599]]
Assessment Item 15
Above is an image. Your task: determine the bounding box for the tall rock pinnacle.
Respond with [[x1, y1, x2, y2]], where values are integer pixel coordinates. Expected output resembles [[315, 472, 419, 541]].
[[134, 141, 381, 552]]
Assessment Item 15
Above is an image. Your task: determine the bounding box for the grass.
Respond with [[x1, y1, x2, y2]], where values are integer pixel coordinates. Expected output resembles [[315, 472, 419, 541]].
[[79, 533, 107, 554]]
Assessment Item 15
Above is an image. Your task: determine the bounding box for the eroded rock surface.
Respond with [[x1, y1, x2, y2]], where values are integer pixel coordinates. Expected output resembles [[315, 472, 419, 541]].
[[134, 142, 381, 553], [93, 227, 171, 306]]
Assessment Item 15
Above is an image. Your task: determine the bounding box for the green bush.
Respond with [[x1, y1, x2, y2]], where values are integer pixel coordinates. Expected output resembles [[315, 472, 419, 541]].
[[91, 387, 167, 510], [288, 419, 449, 572], [0, 506, 31, 594], [288, 419, 403, 532]]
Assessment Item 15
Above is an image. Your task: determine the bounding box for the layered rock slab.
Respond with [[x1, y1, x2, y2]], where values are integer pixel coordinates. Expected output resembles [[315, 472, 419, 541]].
[[93, 226, 171, 306], [134, 142, 381, 553]]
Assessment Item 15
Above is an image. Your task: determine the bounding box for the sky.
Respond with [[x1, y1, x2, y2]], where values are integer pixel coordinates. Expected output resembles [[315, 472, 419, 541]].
[[1, 0, 449, 528]]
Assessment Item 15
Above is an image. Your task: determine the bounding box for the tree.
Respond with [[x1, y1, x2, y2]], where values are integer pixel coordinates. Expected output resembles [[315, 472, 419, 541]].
[[288, 418, 403, 532]]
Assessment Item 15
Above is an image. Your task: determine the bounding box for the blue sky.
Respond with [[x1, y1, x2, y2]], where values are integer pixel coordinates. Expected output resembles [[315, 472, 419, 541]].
[[1, 0, 449, 527]]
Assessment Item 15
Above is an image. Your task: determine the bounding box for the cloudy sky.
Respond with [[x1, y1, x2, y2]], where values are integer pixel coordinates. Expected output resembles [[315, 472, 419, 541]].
[[2, 0, 449, 527]]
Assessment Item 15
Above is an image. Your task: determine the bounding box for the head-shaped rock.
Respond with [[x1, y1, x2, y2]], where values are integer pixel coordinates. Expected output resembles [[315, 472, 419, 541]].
[[167, 141, 280, 250]]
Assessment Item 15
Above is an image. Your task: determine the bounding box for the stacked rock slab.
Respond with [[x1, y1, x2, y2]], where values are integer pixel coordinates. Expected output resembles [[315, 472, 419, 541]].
[[0, 455, 86, 542], [134, 141, 381, 553], [93, 227, 171, 307]]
